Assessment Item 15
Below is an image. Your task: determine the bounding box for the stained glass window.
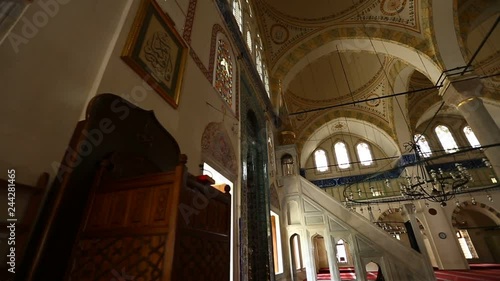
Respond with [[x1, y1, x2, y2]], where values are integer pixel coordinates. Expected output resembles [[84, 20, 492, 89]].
[[357, 142, 373, 166], [314, 149, 329, 172], [334, 142, 350, 169], [463, 126, 481, 148], [435, 125, 459, 153], [214, 39, 233, 106], [232, 0, 242, 32], [414, 134, 432, 158]]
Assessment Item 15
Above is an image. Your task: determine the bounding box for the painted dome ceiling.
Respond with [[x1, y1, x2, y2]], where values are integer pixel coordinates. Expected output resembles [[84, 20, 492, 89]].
[[249, 0, 500, 158]]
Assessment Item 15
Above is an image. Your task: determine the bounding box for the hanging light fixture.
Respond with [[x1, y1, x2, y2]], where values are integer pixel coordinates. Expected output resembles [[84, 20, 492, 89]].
[[342, 142, 499, 208], [398, 142, 473, 207]]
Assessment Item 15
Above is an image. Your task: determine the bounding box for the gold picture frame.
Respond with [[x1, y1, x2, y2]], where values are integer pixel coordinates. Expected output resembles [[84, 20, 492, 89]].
[[121, 0, 188, 108]]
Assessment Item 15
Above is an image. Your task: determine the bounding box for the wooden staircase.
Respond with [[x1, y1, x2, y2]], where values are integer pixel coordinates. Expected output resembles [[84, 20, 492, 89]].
[[0, 173, 49, 281]]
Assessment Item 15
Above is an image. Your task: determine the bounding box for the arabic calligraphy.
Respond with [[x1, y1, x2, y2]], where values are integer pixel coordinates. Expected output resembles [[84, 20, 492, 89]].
[[144, 31, 173, 83]]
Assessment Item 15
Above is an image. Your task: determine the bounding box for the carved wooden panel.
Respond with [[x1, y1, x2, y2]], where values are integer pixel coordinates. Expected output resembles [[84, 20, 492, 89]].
[[128, 189, 152, 226], [67, 235, 166, 281], [108, 191, 129, 226], [173, 231, 230, 281], [150, 187, 171, 226]]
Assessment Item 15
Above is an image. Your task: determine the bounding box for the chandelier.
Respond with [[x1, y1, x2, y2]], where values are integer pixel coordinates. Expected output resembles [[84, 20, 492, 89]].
[[398, 142, 473, 207], [342, 142, 498, 208]]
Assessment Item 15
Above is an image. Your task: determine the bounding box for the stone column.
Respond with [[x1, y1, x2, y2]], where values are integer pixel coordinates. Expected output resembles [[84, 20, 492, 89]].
[[415, 201, 469, 270], [402, 203, 437, 278], [441, 77, 500, 177]]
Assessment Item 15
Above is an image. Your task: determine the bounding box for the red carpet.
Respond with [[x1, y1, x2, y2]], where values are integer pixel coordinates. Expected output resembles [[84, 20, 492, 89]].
[[306, 264, 500, 281], [435, 264, 500, 281]]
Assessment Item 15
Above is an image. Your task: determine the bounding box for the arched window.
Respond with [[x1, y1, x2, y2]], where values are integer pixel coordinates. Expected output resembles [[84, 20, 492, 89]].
[[414, 134, 432, 158], [463, 126, 481, 148], [334, 142, 350, 169], [232, 0, 243, 32], [256, 50, 263, 79], [247, 0, 253, 18], [314, 149, 329, 172], [246, 30, 253, 54], [214, 37, 235, 110], [435, 125, 459, 153], [264, 68, 270, 97], [356, 142, 373, 166]]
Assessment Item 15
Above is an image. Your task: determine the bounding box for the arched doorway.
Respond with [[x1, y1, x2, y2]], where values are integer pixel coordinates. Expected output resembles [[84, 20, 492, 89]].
[[335, 238, 357, 281], [290, 234, 305, 281], [365, 261, 385, 281], [312, 235, 329, 274], [452, 201, 500, 263]]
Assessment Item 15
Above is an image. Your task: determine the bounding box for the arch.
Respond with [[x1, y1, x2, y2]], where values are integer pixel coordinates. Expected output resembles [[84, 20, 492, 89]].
[[312, 234, 329, 273], [201, 122, 238, 176], [451, 200, 500, 262], [432, 0, 468, 71], [281, 153, 295, 175], [290, 234, 304, 271], [276, 38, 442, 93], [451, 200, 500, 229], [300, 117, 400, 168], [365, 261, 385, 281]]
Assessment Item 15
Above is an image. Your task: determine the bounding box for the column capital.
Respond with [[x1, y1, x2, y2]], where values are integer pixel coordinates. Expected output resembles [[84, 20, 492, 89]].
[[441, 77, 484, 107]]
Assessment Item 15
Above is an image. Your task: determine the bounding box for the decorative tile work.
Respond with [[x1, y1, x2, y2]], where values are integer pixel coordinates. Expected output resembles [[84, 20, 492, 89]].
[[183, 0, 198, 44], [349, 0, 418, 32], [190, 48, 211, 80], [240, 73, 273, 281], [270, 183, 280, 210], [208, 24, 227, 81], [214, 39, 235, 106], [201, 122, 238, 176]]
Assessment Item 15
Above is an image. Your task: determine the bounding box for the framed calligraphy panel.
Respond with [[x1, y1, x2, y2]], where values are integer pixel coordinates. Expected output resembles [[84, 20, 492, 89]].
[[121, 0, 187, 108]]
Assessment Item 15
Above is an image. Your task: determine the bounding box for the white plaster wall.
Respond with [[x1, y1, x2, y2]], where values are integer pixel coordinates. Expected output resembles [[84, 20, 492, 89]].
[[0, 0, 240, 182], [0, 0, 136, 184]]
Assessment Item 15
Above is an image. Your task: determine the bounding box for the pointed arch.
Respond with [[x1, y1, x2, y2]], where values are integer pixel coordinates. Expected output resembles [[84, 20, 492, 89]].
[[201, 122, 237, 176]]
